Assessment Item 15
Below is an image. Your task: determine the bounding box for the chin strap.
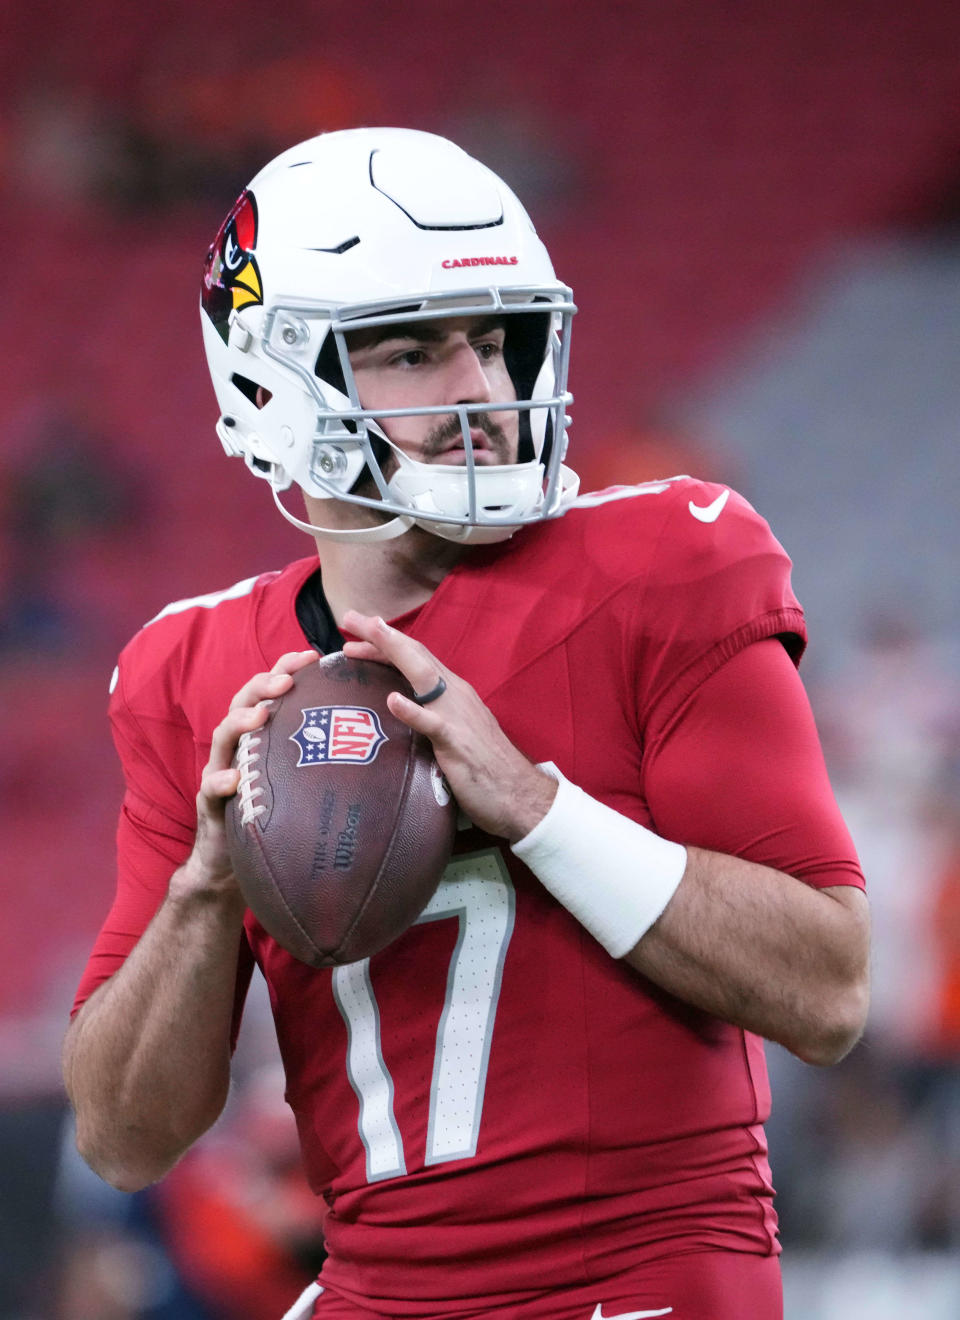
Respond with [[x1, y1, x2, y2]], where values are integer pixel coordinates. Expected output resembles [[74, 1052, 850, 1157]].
[[270, 460, 581, 545], [271, 484, 414, 543]]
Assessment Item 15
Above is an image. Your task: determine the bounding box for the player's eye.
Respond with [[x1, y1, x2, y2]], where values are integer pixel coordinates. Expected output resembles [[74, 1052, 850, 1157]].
[[473, 339, 503, 360], [389, 347, 428, 367]]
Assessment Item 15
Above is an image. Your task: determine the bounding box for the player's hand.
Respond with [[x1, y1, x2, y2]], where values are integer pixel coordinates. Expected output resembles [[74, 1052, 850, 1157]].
[[182, 649, 320, 896], [341, 613, 556, 843]]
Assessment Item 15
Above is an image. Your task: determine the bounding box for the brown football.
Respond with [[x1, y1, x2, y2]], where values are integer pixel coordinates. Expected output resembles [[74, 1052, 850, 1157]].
[[225, 654, 457, 966]]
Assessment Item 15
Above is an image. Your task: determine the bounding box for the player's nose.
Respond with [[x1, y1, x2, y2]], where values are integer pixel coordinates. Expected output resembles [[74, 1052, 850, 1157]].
[[444, 341, 493, 404]]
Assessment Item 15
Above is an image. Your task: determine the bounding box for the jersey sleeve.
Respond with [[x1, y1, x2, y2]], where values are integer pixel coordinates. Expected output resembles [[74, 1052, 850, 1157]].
[[643, 637, 865, 889], [632, 482, 807, 735], [71, 642, 255, 1029]]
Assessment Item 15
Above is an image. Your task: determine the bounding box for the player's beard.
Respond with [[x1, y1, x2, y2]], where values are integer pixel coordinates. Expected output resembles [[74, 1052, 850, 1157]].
[[420, 411, 515, 465], [350, 411, 516, 509]]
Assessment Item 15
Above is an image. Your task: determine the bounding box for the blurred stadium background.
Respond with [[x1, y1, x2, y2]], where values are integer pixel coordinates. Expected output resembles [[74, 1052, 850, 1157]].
[[2, 2, 960, 1316]]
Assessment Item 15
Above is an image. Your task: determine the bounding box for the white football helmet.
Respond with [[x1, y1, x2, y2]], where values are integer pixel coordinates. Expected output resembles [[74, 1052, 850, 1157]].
[[200, 127, 578, 543]]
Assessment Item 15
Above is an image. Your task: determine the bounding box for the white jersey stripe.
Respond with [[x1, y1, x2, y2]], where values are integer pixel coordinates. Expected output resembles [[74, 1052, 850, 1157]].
[[145, 574, 264, 627], [109, 574, 269, 694], [572, 475, 688, 509]]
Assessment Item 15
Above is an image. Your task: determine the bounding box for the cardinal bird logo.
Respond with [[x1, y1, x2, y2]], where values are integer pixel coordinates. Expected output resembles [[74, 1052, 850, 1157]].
[[202, 189, 263, 342]]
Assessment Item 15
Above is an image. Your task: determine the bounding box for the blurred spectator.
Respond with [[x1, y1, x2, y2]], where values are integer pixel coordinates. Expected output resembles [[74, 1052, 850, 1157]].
[[11, 90, 123, 208], [0, 1100, 64, 1320], [49, 1059, 324, 1320], [142, 54, 381, 155], [575, 417, 735, 493], [0, 403, 143, 657], [928, 817, 960, 1057], [815, 613, 959, 812], [151, 1066, 327, 1320], [811, 615, 959, 1052], [768, 613, 960, 1258], [816, 1049, 941, 1250], [53, 1112, 211, 1320]]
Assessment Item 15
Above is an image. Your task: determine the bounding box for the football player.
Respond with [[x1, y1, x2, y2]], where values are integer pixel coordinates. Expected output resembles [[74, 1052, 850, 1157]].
[[64, 129, 870, 1320]]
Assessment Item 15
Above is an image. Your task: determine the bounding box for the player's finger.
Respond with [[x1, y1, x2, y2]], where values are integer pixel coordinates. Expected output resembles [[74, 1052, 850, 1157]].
[[201, 765, 242, 801], [207, 702, 271, 777], [228, 650, 318, 711], [341, 639, 389, 664], [270, 649, 319, 675], [342, 613, 445, 694], [385, 689, 449, 741], [228, 673, 289, 711], [201, 702, 274, 804]]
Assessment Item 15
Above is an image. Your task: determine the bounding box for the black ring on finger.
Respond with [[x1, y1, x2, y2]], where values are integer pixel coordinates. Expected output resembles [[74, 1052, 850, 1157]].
[[412, 676, 447, 706]]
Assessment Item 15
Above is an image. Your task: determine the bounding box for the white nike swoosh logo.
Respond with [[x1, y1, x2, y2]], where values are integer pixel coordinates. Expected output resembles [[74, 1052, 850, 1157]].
[[688, 489, 729, 522], [590, 1307, 673, 1320]]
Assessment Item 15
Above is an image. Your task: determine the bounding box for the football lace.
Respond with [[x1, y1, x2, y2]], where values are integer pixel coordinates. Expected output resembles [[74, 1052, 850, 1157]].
[[235, 732, 267, 826]]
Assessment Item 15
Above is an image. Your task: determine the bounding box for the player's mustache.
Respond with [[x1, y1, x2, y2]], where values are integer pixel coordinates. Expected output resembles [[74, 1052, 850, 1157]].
[[422, 412, 510, 459]]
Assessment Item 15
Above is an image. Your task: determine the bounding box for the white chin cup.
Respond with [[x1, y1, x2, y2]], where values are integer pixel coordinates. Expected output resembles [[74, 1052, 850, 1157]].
[[386, 450, 544, 532]]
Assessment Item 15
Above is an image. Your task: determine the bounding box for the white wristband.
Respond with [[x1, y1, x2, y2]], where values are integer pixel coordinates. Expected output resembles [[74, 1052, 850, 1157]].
[[511, 765, 687, 958]]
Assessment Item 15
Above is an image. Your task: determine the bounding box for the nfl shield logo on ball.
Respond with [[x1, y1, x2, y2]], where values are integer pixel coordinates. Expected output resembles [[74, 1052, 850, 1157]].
[[290, 706, 388, 766]]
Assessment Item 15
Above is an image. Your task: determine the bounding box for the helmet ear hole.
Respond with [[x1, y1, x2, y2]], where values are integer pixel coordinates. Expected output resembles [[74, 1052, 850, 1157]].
[[231, 373, 272, 409]]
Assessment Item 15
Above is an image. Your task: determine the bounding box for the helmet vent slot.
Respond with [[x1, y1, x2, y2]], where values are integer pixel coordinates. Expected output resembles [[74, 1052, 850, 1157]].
[[231, 373, 271, 408], [307, 236, 360, 255]]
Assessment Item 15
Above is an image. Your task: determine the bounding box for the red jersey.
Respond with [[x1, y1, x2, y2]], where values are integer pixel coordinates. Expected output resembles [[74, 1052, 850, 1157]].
[[74, 479, 864, 1314]]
